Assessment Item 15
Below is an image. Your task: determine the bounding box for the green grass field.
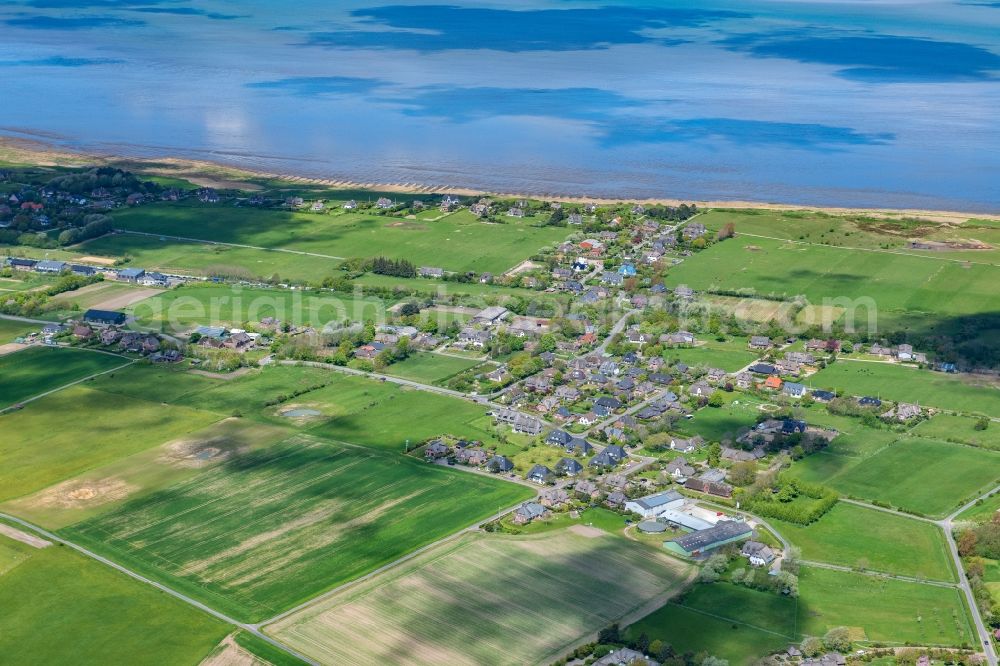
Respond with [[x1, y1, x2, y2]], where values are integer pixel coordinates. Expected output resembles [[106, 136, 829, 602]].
[[0, 317, 36, 341], [797, 567, 974, 647], [807, 361, 1000, 417], [678, 395, 769, 443], [956, 490, 1000, 523], [129, 283, 396, 330], [825, 438, 1000, 517], [302, 375, 503, 450], [663, 341, 760, 373], [0, 386, 220, 502], [63, 436, 532, 623], [87, 363, 226, 403], [0, 346, 130, 408], [629, 568, 973, 660], [774, 503, 955, 581], [785, 423, 900, 486], [268, 530, 693, 666], [110, 202, 570, 274], [75, 232, 339, 283], [911, 413, 1000, 450], [665, 234, 1000, 329], [1, 417, 292, 530], [384, 352, 483, 385], [353, 272, 555, 302], [627, 583, 795, 665], [0, 534, 229, 665]]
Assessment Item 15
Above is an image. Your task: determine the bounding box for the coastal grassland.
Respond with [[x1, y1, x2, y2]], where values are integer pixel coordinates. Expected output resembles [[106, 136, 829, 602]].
[[383, 352, 484, 385], [63, 436, 533, 623], [0, 533, 230, 666], [266, 530, 693, 666], [665, 234, 1000, 326], [807, 361, 1000, 417], [112, 202, 571, 274], [0, 418, 292, 530], [823, 438, 1000, 517], [911, 413, 1000, 450], [0, 386, 220, 502], [797, 567, 974, 646], [0, 346, 130, 408], [699, 208, 1000, 261], [128, 283, 397, 330], [74, 232, 339, 283], [774, 503, 956, 581]]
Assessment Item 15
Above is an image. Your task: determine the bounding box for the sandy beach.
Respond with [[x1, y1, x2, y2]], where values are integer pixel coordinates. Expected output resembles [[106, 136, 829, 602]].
[[2, 135, 996, 224]]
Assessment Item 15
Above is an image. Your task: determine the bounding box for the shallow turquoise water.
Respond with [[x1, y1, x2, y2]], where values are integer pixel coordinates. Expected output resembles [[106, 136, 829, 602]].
[[0, 1, 997, 210]]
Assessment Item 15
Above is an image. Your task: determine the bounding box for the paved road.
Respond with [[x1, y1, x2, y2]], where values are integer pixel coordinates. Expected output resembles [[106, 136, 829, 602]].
[[840, 492, 999, 665], [0, 512, 320, 666], [941, 486, 1000, 666]]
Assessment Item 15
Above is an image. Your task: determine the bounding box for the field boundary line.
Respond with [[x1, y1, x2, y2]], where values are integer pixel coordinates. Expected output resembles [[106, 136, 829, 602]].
[[0, 512, 320, 666], [661, 600, 797, 640], [734, 231, 1000, 267], [119, 229, 347, 261], [0, 354, 136, 415], [798, 560, 957, 588]]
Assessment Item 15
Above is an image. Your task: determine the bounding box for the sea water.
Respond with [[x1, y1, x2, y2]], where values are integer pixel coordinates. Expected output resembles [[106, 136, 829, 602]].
[[0, 0, 997, 211]]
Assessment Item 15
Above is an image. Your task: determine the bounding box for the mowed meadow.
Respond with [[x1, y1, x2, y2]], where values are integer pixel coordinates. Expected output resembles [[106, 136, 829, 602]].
[[102, 202, 572, 275], [268, 530, 693, 666]]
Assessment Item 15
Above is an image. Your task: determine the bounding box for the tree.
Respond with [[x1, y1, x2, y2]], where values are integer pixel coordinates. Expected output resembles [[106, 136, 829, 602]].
[[538, 333, 557, 353], [707, 390, 725, 408], [823, 627, 852, 652], [728, 462, 757, 487], [957, 529, 978, 557], [702, 657, 728, 666], [800, 637, 823, 658], [598, 623, 622, 645], [399, 302, 421, 317], [975, 417, 990, 431], [706, 442, 721, 467]]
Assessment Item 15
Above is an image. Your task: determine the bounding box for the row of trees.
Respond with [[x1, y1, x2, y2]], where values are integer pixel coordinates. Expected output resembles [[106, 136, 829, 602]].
[[56, 214, 114, 246], [369, 256, 416, 278]]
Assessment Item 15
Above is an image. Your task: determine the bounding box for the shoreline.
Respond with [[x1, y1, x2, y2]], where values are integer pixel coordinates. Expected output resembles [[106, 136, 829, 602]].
[[1, 135, 996, 224]]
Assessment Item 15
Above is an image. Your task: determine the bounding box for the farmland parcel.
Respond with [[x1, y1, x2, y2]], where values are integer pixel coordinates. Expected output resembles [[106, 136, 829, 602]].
[[268, 530, 693, 666], [62, 436, 532, 622], [0, 531, 229, 666]]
